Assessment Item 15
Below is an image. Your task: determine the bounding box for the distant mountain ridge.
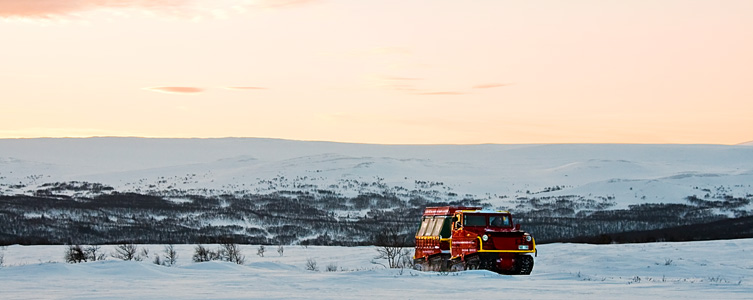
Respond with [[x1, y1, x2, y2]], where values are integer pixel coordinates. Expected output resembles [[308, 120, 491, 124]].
[[1, 137, 752, 245], [2, 137, 752, 210]]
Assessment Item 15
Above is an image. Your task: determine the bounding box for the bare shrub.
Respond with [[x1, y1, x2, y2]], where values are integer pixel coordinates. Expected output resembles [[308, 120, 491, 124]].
[[194, 244, 245, 263], [192, 245, 216, 262], [163, 244, 178, 266], [153, 245, 179, 266], [221, 242, 245, 264], [305, 258, 319, 271], [398, 248, 414, 269], [85, 245, 106, 261], [65, 245, 88, 263], [373, 224, 412, 268], [0, 246, 5, 267], [256, 245, 265, 257], [112, 243, 138, 261], [138, 248, 149, 261], [66, 245, 106, 263], [277, 245, 284, 257], [326, 263, 338, 272]]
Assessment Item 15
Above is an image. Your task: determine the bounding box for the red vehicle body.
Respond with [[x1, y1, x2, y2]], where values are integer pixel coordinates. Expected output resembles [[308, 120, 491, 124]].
[[413, 206, 536, 274]]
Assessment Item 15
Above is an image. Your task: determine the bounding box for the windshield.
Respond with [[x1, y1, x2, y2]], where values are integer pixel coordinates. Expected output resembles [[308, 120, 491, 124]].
[[490, 215, 510, 227]]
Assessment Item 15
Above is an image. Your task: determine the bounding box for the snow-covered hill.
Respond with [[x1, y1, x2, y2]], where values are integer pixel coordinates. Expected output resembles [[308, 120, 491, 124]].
[[2, 137, 752, 210], [1, 138, 752, 245], [0, 240, 751, 299]]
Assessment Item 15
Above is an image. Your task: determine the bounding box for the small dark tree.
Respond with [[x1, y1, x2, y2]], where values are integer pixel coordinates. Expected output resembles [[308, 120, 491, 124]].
[[112, 243, 138, 261], [192, 244, 220, 262], [326, 263, 338, 272], [277, 245, 284, 257], [65, 245, 87, 263], [221, 242, 245, 264], [163, 244, 178, 266], [256, 245, 265, 257], [373, 224, 412, 269], [193, 245, 211, 262], [305, 258, 318, 271], [85, 245, 106, 261]]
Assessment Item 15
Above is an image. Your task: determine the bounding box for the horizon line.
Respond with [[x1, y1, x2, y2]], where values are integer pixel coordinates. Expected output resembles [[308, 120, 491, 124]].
[[1, 135, 750, 147]]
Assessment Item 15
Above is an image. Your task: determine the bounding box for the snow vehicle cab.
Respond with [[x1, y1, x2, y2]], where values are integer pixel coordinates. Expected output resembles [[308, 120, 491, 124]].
[[413, 206, 535, 275]]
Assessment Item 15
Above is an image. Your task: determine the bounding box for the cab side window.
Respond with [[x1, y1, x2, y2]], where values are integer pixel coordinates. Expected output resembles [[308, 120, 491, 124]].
[[439, 217, 452, 238], [464, 215, 486, 226]]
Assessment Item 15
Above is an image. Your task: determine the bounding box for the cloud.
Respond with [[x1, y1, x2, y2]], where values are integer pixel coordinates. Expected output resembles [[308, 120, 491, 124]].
[[0, 0, 192, 18], [0, 0, 318, 19], [143, 86, 204, 94], [472, 83, 510, 89], [381, 76, 422, 81], [255, 0, 319, 8], [223, 86, 267, 90], [376, 75, 423, 92], [375, 75, 476, 95], [415, 91, 467, 96]]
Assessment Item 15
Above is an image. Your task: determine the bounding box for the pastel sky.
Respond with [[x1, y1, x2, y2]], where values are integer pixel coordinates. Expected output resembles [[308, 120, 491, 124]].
[[1, 0, 751, 144]]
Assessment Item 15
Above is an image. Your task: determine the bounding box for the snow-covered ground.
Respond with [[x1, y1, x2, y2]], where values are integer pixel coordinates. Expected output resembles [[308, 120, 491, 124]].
[[1, 239, 751, 299]]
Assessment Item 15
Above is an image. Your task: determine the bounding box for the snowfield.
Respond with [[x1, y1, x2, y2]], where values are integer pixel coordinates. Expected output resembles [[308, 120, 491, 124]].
[[1, 239, 751, 299]]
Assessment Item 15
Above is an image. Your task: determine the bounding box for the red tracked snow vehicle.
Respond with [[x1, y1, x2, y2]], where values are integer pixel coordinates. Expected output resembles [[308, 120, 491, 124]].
[[413, 206, 536, 275]]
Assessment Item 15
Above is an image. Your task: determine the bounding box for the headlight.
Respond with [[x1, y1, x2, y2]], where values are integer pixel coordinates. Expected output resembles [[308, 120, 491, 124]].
[[525, 235, 532, 242], [482, 234, 489, 242]]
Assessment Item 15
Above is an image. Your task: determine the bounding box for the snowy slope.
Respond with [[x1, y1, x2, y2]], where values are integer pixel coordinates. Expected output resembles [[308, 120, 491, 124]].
[[0, 240, 751, 299], [1, 138, 752, 211]]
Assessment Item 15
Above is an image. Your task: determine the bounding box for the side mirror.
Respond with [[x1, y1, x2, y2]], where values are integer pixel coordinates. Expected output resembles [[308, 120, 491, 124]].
[[515, 224, 521, 231]]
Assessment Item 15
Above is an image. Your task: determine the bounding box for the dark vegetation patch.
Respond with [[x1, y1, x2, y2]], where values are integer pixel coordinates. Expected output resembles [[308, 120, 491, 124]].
[[0, 182, 750, 246]]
